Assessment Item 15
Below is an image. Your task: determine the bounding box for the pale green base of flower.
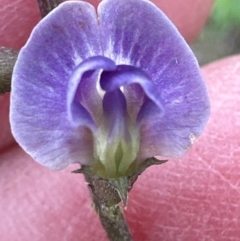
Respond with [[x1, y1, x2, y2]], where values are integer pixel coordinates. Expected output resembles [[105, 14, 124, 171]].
[[93, 121, 140, 178]]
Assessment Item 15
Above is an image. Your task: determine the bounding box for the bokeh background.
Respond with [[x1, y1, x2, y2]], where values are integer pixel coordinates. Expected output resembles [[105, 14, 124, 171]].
[[191, 0, 240, 65]]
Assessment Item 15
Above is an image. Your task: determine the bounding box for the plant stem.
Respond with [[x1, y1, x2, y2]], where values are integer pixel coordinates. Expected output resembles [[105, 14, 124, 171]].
[[82, 168, 133, 241], [96, 204, 132, 241], [37, 0, 62, 17], [0, 48, 18, 95], [74, 158, 168, 241]]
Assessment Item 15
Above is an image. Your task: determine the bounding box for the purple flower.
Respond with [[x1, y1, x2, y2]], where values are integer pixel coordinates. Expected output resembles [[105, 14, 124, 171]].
[[10, 0, 210, 178]]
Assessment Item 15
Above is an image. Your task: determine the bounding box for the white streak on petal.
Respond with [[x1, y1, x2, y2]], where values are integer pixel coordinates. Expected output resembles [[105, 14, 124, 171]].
[[189, 133, 197, 145]]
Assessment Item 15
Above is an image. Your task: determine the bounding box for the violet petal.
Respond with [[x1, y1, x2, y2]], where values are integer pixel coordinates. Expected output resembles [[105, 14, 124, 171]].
[[102, 89, 130, 142], [99, 0, 210, 159], [100, 65, 164, 122], [10, 2, 102, 169], [67, 56, 116, 128]]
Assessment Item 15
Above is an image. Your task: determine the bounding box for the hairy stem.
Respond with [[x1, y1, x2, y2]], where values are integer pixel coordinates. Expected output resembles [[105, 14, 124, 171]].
[[82, 169, 133, 241], [37, 0, 62, 17], [74, 158, 168, 241], [96, 204, 132, 241], [0, 48, 18, 95]]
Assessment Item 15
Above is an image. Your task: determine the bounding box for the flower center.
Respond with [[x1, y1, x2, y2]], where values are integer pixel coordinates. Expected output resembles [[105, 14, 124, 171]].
[[67, 56, 164, 178], [93, 88, 140, 178]]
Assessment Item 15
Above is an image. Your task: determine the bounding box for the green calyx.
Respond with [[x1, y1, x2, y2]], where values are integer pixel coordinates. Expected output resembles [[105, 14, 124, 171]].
[[73, 157, 168, 206]]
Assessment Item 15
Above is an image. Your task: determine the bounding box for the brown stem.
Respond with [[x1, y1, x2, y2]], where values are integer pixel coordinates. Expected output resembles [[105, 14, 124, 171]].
[[0, 48, 18, 95], [37, 0, 62, 18]]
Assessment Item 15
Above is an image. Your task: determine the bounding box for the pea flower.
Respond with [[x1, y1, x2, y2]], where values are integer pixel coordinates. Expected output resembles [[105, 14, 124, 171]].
[[10, 0, 210, 178]]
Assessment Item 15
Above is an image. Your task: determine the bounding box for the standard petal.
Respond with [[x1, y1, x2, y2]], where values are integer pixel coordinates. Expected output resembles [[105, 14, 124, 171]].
[[10, 2, 102, 169], [98, 0, 195, 75], [98, 0, 210, 159]]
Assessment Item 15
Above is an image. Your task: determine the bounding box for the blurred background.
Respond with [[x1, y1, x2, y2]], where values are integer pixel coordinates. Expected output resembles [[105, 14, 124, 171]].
[[191, 0, 240, 65]]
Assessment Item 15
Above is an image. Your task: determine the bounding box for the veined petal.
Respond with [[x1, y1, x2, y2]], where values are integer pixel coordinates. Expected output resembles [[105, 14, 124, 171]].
[[137, 82, 210, 159], [99, 0, 210, 159], [138, 83, 210, 160], [10, 2, 102, 169], [98, 0, 195, 75]]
